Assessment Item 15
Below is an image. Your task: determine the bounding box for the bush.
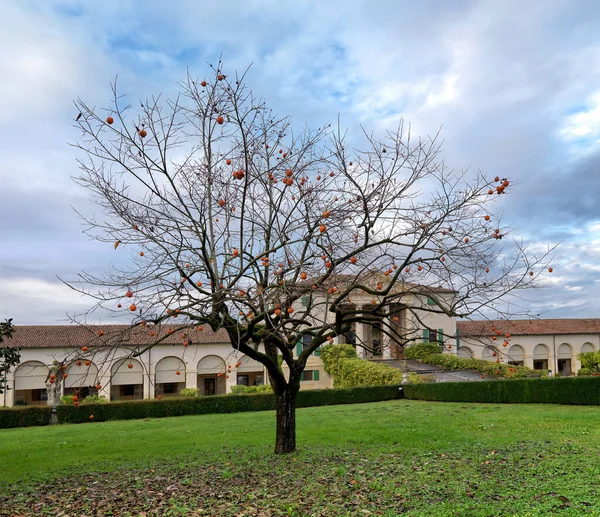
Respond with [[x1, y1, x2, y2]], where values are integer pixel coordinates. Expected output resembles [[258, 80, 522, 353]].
[[420, 353, 534, 379], [84, 395, 107, 404], [230, 384, 272, 394], [0, 406, 52, 428], [179, 388, 199, 397], [334, 358, 404, 388], [60, 395, 75, 405], [56, 385, 404, 425], [407, 372, 423, 384], [578, 368, 593, 376], [405, 376, 600, 405], [578, 352, 600, 372], [321, 344, 357, 376], [404, 342, 442, 360]]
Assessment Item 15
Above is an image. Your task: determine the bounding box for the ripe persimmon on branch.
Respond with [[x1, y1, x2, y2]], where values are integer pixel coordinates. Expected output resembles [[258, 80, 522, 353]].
[[67, 61, 553, 453]]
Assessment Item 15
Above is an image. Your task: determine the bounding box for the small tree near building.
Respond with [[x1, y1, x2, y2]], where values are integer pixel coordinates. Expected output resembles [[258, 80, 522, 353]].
[[68, 62, 553, 452], [0, 319, 20, 400]]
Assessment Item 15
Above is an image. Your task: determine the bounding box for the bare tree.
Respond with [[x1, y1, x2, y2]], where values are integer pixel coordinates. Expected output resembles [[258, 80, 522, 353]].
[[68, 62, 552, 453]]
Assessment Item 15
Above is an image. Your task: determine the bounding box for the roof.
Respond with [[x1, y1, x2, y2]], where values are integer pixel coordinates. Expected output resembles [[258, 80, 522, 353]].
[[306, 272, 456, 295], [457, 318, 600, 337], [4, 325, 231, 349]]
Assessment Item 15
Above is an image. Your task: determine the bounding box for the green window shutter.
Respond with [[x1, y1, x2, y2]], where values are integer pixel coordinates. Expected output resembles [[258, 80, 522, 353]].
[[438, 328, 444, 345], [300, 371, 305, 381], [314, 370, 320, 381], [456, 328, 460, 350], [296, 342, 302, 357], [314, 347, 320, 357], [427, 297, 435, 305], [423, 329, 429, 342], [301, 296, 308, 307]]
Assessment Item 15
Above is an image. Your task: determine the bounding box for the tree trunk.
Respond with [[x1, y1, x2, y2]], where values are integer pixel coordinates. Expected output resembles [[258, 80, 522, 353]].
[[274, 386, 297, 453]]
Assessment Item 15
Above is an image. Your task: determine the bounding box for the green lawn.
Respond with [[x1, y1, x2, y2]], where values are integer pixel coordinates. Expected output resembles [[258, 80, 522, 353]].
[[2, 400, 600, 515]]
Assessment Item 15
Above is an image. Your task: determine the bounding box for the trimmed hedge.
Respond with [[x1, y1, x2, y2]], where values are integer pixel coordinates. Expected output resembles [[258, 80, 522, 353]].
[[405, 376, 600, 405], [404, 342, 443, 360], [0, 406, 52, 428], [334, 358, 404, 388], [420, 353, 536, 379], [56, 385, 404, 424]]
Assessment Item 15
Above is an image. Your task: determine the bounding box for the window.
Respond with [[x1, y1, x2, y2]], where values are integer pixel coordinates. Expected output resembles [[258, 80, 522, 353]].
[[301, 295, 312, 307], [123, 384, 135, 397], [163, 383, 177, 394], [345, 331, 357, 346], [31, 389, 48, 402], [302, 334, 312, 350], [255, 375, 264, 386], [237, 375, 249, 386], [300, 370, 320, 382], [533, 360, 548, 370], [428, 330, 437, 343], [508, 361, 524, 367]]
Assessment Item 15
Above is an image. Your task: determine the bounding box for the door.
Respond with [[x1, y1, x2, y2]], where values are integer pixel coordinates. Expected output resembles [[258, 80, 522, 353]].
[[204, 377, 216, 396], [557, 359, 572, 377]]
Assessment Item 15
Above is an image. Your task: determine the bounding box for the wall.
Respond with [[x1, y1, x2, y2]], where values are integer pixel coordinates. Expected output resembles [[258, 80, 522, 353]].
[[4, 343, 269, 407], [460, 334, 599, 376]]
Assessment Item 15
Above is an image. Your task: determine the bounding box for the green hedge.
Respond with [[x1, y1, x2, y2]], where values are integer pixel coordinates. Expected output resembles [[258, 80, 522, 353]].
[[0, 406, 52, 428], [404, 342, 443, 360], [420, 353, 536, 379], [230, 384, 272, 394], [334, 358, 404, 388], [405, 376, 600, 405], [56, 385, 404, 424]]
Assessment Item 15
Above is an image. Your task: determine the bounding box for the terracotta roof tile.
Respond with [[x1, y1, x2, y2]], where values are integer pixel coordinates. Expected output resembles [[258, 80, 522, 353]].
[[7, 325, 231, 349], [457, 318, 600, 337]]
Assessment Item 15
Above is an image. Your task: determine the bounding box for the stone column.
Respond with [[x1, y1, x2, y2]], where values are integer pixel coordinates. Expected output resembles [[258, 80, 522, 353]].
[[226, 370, 237, 393], [143, 352, 152, 400], [186, 369, 198, 389], [4, 376, 15, 407], [382, 311, 393, 359], [355, 321, 368, 359]]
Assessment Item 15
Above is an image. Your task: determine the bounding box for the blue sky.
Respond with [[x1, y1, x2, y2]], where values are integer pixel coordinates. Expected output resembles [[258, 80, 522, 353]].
[[2, 0, 600, 324]]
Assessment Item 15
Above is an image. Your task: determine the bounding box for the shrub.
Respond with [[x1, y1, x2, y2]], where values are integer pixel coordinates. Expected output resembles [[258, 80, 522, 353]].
[[84, 395, 107, 404], [405, 376, 600, 405], [0, 406, 52, 428], [578, 351, 600, 372], [321, 344, 357, 376], [420, 353, 534, 379], [578, 368, 593, 376], [407, 372, 423, 384], [334, 358, 404, 388], [230, 384, 272, 394], [60, 395, 75, 405], [404, 342, 442, 360], [180, 388, 199, 397], [56, 385, 403, 424]]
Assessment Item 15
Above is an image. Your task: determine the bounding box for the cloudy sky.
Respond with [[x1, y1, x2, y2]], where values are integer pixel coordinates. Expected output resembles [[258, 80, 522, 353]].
[[1, 0, 600, 325]]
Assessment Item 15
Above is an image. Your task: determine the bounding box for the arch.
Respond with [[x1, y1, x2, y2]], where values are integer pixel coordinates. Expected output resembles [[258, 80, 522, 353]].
[[533, 344, 549, 360], [14, 361, 49, 390], [458, 347, 473, 359], [508, 345, 525, 363], [237, 355, 263, 373], [557, 343, 573, 359], [581, 342, 596, 354], [155, 356, 186, 383], [197, 355, 226, 375], [482, 347, 499, 361], [65, 360, 99, 388], [111, 358, 143, 385]]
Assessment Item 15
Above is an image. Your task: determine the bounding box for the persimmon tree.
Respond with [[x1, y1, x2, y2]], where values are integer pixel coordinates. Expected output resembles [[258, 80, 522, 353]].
[[69, 62, 551, 453]]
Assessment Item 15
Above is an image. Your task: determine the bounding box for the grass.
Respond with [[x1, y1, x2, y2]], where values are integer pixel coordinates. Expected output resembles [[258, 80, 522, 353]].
[[2, 400, 600, 515]]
